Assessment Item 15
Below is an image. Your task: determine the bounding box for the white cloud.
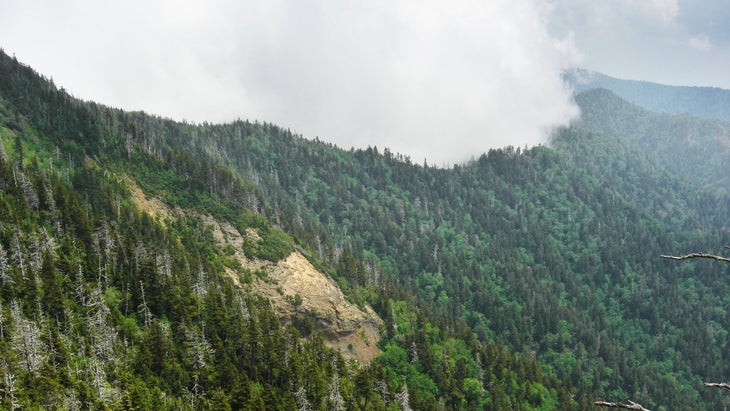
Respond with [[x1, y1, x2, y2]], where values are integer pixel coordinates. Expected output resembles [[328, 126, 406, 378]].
[[0, 0, 580, 164], [687, 34, 712, 52], [646, 0, 679, 25]]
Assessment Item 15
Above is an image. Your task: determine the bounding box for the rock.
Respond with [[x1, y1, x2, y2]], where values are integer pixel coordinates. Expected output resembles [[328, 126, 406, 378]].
[[198, 214, 382, 364], [258, 252, 382, 364]]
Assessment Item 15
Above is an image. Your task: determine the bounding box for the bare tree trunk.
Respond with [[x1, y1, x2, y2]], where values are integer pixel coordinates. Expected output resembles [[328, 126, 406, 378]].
[[594, 400, 651, 410]]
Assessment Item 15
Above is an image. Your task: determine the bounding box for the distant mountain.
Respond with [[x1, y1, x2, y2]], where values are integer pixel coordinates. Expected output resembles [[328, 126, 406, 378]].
[[565, 68, 730, 122], [572, 88, 730, 194]]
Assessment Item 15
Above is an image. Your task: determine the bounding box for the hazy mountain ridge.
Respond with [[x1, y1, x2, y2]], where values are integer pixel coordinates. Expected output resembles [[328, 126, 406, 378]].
[[573, 88, 730, 194], [565, 68, 730, 122], [2, 49, 730, 410]]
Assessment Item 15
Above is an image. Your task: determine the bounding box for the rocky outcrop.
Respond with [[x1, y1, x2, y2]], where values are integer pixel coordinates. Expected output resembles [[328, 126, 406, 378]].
[[127, 187, 382, 364], [258, 252, 382, 363], [199, 214, 382, 364]]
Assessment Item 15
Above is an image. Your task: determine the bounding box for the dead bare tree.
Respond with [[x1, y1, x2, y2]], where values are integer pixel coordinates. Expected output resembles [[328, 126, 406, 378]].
[[661, 252, 730, 264], [704, 382, 730, 392], [593, 400, 650, 410], [661, 245, 730, 263]]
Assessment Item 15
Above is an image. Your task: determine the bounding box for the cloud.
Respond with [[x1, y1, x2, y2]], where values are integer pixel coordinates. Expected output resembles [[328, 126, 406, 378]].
[[231, 0, 583, 164], [687, 34, 712, 52], [0, 0, 580, 165], [645, 0, 679, 25]]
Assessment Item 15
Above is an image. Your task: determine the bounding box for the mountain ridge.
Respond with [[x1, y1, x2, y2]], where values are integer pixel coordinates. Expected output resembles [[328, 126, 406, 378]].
[[565, 68, 730, 122]]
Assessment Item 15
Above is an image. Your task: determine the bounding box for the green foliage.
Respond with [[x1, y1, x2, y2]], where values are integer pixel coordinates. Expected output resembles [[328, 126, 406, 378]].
[[0, 51, 375, 408], [251, 225, 295, 263], [573, 88, 730, 194], [2, 48, 730, 410]]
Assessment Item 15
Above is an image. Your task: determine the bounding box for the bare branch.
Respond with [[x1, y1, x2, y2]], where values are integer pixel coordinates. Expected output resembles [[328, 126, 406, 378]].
[[704, 382, 730, 392], [594, 400, 651, 410], [661, 253, 730, 264]]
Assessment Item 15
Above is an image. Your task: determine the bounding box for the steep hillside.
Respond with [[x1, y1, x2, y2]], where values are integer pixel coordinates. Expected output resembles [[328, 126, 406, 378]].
[[126, 99, 729, 408], [197, 212, 382, 364], [565, 68, 730, 122], [574, 88, 730, 194], [223, 133, 730, 409], [126, 183, 383, 364], [0, 49, 578, 409]]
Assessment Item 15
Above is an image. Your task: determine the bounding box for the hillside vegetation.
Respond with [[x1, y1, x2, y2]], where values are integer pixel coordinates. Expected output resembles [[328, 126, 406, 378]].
[[1, 50, 730, 410], [574, 88, 730, 194], [0, 50, 576, 410]]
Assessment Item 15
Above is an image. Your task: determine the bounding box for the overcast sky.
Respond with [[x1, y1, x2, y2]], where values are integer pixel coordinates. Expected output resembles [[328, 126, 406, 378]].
[[1, 0, 728, 164]]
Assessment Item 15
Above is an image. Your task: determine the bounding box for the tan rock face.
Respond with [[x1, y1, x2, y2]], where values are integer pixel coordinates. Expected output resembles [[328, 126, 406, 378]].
[[264, 252, 382, 363], [199, 214, 382, 364]]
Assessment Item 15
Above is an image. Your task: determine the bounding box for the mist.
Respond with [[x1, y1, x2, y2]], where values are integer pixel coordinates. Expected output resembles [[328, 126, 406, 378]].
[[0, 0, 581, 165]]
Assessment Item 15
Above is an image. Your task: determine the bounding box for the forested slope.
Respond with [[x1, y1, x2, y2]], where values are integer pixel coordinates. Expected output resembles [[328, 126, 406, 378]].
[[0, 50, 577, 409], [207, 123, 729, 410], [1, 49, 730, 410], [551, 126, 730, 230], [573, 88, 730, 194]]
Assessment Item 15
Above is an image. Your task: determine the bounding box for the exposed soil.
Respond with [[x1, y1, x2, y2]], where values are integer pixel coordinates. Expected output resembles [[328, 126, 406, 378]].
[[125, 179, 171, 223]]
